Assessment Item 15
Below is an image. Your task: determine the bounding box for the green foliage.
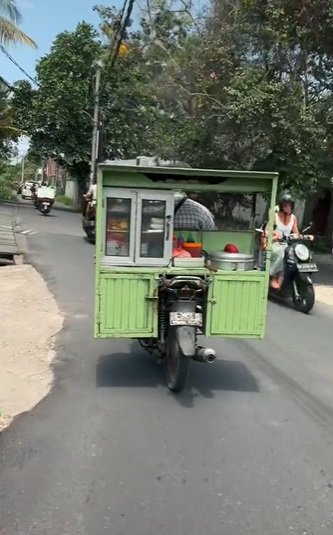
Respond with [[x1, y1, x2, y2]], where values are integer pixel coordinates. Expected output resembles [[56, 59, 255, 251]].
[[12, 23, 101, 186], [23, 158, 39, 181], [0, 88, 19, 159], [56, 195, 75, 207], [10, 0, 333, 194], [0, 162, 15, 200]]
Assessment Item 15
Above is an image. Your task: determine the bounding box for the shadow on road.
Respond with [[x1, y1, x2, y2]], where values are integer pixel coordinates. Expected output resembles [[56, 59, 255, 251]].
[[96, 344, 259, 407], [313, 271, 332, 287]]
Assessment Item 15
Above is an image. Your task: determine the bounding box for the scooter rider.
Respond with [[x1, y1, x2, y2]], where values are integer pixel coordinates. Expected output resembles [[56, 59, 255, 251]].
[[265, 193, 313, 289]]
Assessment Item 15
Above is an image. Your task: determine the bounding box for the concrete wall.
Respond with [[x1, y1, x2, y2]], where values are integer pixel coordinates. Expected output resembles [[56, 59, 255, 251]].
[[65, 180, 79, 205]]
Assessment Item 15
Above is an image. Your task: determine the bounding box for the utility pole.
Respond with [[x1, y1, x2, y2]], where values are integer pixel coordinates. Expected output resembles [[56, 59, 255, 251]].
[[21, 156, 25, 184], [89, 60, 103, 187]]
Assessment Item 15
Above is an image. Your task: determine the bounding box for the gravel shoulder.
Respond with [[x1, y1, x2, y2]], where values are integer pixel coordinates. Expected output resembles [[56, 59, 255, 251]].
[[0, 264, 63, 431], [314, 284, 333, 307]]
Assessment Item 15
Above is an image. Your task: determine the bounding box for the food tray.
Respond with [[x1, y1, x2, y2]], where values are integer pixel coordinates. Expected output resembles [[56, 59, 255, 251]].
[[173, 257, 205, 268]]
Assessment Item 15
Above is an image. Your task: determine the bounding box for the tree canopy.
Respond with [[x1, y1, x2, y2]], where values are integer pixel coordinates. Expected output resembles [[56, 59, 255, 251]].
[[11, 0, 333, 193]]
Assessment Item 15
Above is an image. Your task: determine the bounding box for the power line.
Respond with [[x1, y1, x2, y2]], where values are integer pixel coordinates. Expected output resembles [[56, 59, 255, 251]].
[[0, 44, 37, 85], [105, 0, 129, 60], [110, 0, 135, 69], [102, 0, 135, 77], [0, 74, 12, 90]]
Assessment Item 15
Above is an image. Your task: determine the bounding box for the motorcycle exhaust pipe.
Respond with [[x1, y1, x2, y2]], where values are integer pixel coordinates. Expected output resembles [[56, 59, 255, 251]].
[[192, 347, 216, 364]]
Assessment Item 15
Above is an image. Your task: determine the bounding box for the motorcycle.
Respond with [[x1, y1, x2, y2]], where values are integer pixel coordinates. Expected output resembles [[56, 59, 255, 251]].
[[38, 197, 54, 216], [257, 225, 318, 313], [139, 275, 216, 392], [32, 191, 39, 209], [82, 196, 96, 243]]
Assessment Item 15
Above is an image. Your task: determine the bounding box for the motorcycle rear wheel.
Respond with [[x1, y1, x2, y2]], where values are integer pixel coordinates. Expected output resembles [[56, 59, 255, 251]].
[[293, 277, 315, 314], [165, 327, 190, 393]]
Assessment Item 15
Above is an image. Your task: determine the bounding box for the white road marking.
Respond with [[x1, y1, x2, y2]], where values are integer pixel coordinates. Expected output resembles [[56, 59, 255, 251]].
[[19, 229, 38, 235]]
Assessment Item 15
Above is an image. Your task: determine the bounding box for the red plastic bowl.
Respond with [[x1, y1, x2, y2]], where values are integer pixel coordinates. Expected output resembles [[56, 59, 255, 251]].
[[224, 243, 239, 253]]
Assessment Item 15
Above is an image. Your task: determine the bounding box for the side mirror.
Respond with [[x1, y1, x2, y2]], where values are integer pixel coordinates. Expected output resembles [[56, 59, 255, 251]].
[[302, 221, 312, 233]]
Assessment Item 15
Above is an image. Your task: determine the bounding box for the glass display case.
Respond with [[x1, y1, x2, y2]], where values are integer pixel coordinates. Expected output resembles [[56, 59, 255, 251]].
[[103, 188, 174, 265]]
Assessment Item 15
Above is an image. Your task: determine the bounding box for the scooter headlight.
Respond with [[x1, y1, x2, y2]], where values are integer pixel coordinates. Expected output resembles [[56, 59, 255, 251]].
[[295, 244, 310, 261]]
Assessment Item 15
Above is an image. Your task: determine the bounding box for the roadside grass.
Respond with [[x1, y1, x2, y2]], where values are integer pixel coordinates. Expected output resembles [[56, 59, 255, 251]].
[[56, 195, 75, 207]]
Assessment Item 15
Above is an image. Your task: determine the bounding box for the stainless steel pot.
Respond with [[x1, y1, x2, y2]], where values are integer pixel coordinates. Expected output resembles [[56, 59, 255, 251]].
[[207, 252, 255, 271]]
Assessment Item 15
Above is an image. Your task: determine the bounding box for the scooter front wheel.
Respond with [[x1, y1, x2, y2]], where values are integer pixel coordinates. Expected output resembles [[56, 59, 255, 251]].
[[293, 276, 315, 313]]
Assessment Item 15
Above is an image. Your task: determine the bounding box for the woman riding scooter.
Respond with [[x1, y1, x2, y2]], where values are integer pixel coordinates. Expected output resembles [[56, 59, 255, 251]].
[[265, 193, 313, 289]]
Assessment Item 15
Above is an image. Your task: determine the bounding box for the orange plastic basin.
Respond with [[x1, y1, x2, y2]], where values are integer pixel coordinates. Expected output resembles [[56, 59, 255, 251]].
[[182, 242, 202, 257]]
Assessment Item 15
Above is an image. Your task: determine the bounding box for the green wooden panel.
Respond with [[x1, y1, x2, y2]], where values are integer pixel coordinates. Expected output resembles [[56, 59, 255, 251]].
[[98, 165, 278, 193], [202, 231, 253, 254], [96, 274, 157, 337], [206, 275, 267, 337], [173, 231, 254, 254]]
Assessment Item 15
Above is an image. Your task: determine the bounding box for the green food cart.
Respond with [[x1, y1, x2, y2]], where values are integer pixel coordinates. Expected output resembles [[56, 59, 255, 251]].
[[94, 164, 278, 391]]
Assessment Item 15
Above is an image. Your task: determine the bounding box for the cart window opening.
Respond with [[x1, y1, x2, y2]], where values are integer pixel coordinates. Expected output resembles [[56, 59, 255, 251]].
[[105, 197, 132, 257], [174, 192, 260, 232], [140, 199, 166, 258]]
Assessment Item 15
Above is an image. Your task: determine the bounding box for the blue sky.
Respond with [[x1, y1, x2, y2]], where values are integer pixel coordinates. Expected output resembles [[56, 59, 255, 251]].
[[2, 0, 123, 84]]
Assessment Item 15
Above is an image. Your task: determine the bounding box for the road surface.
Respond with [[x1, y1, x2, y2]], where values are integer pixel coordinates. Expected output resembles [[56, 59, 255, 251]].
[[1, 202, 333, 535]]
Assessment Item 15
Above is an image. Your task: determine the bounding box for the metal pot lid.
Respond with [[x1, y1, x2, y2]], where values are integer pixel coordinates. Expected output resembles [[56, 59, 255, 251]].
[[208, 251, 254, 261]]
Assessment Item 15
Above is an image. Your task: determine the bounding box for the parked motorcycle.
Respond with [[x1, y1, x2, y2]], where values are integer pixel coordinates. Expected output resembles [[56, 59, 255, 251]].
[[257, 225, 318, 313], [82, 196, 96, 243]]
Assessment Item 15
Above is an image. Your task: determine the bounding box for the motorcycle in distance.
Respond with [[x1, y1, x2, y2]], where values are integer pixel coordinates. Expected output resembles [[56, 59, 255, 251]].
[[32, 191, 39, 209], [36, 185, 55, 216], [82, 195, 96, 243], [30, 183, 39, 208], [38, 197, 54, 215], [257, 223, 318, 313]]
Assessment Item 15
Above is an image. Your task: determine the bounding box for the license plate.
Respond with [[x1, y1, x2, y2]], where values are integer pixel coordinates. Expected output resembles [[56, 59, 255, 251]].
[[169, 312, 202, 326], [297, 263, 318, 272]]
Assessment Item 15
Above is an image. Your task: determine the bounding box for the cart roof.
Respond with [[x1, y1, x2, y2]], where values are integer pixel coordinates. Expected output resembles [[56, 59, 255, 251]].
[[98, 164, 278, 193]]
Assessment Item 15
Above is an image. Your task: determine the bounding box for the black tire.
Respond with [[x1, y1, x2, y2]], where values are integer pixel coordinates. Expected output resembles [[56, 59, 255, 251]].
[[293, 277, 315, 313], [85, 229, 95, 244], [165, 327, 190, 392]]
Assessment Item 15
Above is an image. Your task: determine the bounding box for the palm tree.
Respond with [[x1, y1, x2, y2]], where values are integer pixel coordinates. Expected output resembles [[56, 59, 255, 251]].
[[0, 0, 36, 47]]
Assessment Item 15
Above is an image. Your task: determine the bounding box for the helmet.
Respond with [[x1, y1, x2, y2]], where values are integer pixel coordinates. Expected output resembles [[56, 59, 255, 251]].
[[278, 192, 295, 211], [224, 243, 239, 253]]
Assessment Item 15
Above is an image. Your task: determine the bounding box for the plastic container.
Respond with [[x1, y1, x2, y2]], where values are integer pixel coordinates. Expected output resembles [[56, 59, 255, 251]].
[[172, 247, 191, 258], [182, 242, 202, 257], [173, 257, 205, 268], [177, 234, 185, 248], [208, 252, 255, 271]]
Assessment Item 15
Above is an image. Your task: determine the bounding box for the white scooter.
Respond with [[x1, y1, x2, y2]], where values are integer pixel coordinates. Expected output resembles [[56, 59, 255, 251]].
[[37, 185, 55, 216]]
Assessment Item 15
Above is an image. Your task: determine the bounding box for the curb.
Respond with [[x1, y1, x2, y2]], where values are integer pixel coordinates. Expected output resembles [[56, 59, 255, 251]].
[[53, 203, 81, 213], [2, 199, 81, 214]]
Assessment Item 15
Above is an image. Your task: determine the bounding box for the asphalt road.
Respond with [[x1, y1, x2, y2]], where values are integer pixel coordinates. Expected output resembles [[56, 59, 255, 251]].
[[1, 202, 333, 535]]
